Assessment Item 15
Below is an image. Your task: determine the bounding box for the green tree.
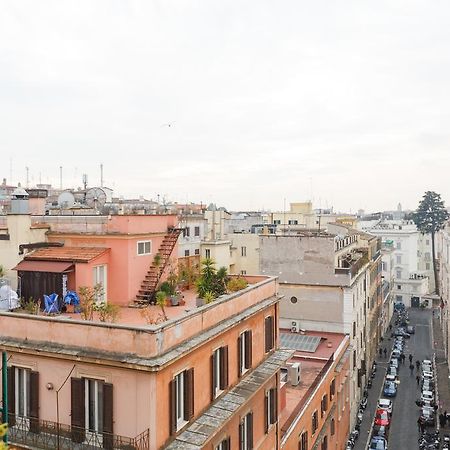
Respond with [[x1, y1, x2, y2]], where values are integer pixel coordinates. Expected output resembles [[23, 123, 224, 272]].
[[412, 191, 450, 295]]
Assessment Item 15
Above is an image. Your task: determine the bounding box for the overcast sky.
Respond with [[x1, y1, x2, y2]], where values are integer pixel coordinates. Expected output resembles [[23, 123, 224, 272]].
[[1, 1, 450, 212]]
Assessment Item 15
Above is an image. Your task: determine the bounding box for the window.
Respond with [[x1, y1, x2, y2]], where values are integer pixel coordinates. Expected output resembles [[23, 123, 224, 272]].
[[321, 394, 328, 418], [312, 410, 318, 435], [396, 295, 403, 303], [426, 263, 431, 270], [396, 241, 401, 250], [321, 435, 328, 450], [381, 261, 387, 271], [137, 240, 151, 255], [273, 220, 281, 225], [194, 226, 200, 237], [396, 270, 402, 279], [397, 285, 401, 290], [288, 220, 298, 225], [211, 346, 228, 399], [183, 227, 190, 238], [353, 350, 356, 369], [425, 252, 431, 261], [92, 265, 107, 303], [239, 412, 253, 450], [238, 330, 252, 376], [194, 249, 200, 255], [241, 246, 247, 257], [352, 322, 356, 338], [70, 377, 113, 445], [299, 431, 308, 450], [215, 437, 231, 450], [265, 388, 277, 432], [170, 369, 194, 433], [184, 250, 190, 257], [85, 378, 104, 434], [241, 270, 247, 275], [426, 239, 430, 245], [330, 378, 336, 400], [396, 255, 402, 264], [265, 316, 275, 353], [331, 418, 335, 436], [205, 249, 211, 259]]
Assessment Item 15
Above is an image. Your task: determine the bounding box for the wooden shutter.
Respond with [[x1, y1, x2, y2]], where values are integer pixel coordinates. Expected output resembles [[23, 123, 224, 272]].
[[169, 379, 177, 435], [220, 346, 229, 390], [224, 436, 231, 450], [264, 392, 268, 433], [266, 316, 274, 351], [211, 353, 216, 401], [103, 383, 114, 450], [245, 330, 252, 370], [264, 317, 270, 352], [7, 367, 15, 426], [239, 420, 244, 449], [270, 388, 277, 424], [70, 378, 85, 443], [238, 334, 243, 377], [29, 371, 40, 433], [184, 368, 194, 420], [247, 412, 254, 450]]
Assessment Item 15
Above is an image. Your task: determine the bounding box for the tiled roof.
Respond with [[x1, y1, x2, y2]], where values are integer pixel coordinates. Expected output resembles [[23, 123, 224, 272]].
[[25, 246, 109, 263]]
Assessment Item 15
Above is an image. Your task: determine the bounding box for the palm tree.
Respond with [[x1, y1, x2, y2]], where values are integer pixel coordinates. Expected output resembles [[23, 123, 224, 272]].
[[155, 290, 168, 321]]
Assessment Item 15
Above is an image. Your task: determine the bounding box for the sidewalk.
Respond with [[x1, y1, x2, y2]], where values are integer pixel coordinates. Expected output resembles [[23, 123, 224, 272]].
[[432, 310, 450, 432]]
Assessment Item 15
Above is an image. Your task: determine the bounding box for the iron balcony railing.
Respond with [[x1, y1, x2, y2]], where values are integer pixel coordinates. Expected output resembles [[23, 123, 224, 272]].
[[4, 415, 149, 450]]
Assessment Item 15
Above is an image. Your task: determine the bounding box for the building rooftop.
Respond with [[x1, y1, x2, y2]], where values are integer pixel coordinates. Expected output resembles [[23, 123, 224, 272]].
[[25, 246, 109, 262], [0, 276, 277, 364], [279, 331, 348, 438]]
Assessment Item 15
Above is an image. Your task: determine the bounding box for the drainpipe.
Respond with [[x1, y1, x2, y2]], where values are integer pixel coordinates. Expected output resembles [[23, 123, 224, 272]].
[[18, 242, 64, 255], [2, 351, 8, 444]]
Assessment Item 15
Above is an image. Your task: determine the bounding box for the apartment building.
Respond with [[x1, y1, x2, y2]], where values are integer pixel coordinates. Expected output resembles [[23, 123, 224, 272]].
[[258, 228, 381, 427], [0, 275, 289, 450], [438, 226, 450, 364], [359, 219, 434, 301], [279, 331, 351, 450]]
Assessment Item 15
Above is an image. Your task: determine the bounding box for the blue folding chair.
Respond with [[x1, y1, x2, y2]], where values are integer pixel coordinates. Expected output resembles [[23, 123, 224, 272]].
[[44, 293, 59, 314]]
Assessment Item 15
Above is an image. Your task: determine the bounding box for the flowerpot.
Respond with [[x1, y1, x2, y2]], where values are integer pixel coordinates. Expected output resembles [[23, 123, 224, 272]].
[[170, 296, 179, 306], [196, 297, 205, 307]]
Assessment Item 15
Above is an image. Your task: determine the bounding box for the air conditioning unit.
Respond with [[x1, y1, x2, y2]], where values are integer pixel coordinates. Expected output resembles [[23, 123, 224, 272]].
[[291, 320, 301, 333], [288, 362, 302, 386]]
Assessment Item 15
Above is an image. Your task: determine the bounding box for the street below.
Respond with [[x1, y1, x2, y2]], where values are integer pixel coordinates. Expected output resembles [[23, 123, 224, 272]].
[[353, 308, 433, 450]]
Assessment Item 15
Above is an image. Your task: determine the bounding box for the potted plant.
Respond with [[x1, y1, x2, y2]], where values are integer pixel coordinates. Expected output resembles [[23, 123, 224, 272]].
[[195, 258, 229, 306], [155, 290, 168, 321]]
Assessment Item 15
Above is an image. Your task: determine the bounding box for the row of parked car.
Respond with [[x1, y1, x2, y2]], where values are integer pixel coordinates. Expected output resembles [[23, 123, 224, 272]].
[[368, 332, 407, 449]]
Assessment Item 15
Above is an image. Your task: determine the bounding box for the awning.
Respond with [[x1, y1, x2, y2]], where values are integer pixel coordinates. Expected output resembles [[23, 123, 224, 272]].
[[13, 260, 74, 273]]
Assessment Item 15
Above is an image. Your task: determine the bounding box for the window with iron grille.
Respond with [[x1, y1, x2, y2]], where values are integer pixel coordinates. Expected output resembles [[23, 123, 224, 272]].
[[312, 410, 318, 435]]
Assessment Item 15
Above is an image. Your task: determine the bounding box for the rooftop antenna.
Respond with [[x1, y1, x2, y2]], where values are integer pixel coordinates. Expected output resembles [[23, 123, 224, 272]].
[[9, 157, 12, 186], [283, 197, 286, 236], [100, 163, 104, 187], [82, 174, 88, 190], [26, 166, 29, 188]]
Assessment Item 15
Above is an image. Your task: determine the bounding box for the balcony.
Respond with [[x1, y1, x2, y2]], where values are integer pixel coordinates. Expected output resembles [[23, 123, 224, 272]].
[[4, 415, 149, 450]]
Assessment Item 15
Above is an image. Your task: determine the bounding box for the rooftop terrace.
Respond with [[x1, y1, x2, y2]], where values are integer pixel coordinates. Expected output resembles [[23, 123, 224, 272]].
[[0, 276, 277, 367]]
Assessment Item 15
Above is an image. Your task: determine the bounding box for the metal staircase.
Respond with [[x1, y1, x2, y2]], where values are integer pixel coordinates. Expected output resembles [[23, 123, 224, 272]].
[[133, 227, 183, 306]]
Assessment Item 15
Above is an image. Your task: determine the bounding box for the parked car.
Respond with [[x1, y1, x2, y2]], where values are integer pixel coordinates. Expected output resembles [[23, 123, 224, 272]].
[[389, 358, 399, 369], [387, 366, 398, 378], [407, 325, 415, 334], [391, 349, 401, 359], [422, 371, 434, 380], [421, 390, 434, 404], [385, 374, 398, 384], [422, 363, 433, 373], [369, 436, 388, 449], [383, 382, 397, 398], [377, 398, 393, 413], [372, 424, 388, 438], [374, 409, 391, 427], [422, 379, 435, 391], [420, 407, 436, 426]]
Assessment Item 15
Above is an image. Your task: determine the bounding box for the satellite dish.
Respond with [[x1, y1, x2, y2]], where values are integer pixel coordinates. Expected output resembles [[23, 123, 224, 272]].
[[85, 187, 107, 210], [57, 191, 75, 208]]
